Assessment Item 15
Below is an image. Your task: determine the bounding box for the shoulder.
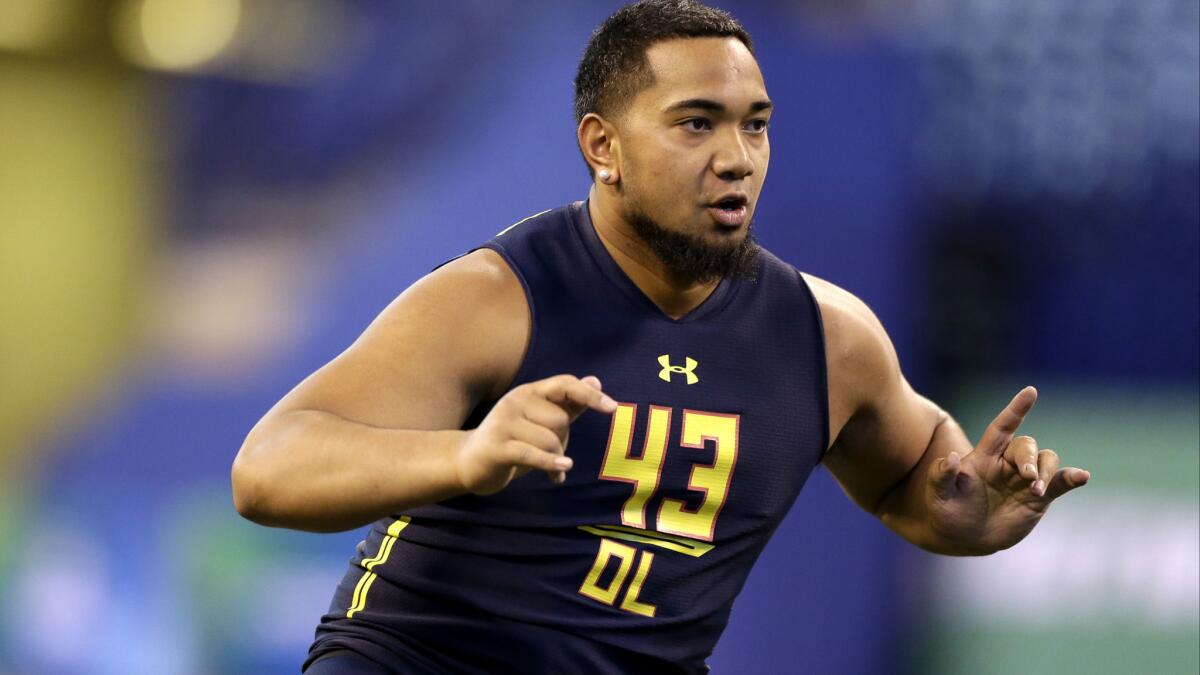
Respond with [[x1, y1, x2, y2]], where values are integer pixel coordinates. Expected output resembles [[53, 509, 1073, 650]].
[[800, 272, 902, 439], [398, 247, 528, 330], [376, 247, 530, 401], [745, 254, 894, 382], [260, 246, 531, 433], [428, 247, 526, 299], [491, 204, 576, 248], [800, 273, 893, 363], [749, 245, 801, 282]]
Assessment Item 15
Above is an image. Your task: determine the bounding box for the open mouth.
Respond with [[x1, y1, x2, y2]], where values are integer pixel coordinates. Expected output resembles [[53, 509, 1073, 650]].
[[707, 196, 749, 227]]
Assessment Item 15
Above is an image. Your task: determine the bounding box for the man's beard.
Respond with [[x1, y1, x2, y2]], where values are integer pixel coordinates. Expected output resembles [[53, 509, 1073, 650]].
[[628, 208, 760, 284]]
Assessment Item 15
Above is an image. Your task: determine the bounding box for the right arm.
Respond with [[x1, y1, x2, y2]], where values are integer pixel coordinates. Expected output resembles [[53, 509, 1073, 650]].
[[230, 249, 614, 532]]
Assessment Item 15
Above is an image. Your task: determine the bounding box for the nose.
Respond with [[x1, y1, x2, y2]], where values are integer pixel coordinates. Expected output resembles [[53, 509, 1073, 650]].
[[711, 127, 754, 180]]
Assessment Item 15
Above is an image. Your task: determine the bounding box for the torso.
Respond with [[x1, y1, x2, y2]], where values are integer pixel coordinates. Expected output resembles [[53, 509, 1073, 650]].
[[307, 202, 830, 673]]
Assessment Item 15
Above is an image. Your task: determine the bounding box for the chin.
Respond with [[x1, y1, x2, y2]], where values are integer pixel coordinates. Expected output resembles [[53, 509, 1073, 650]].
[[707, 221, 751, 241]]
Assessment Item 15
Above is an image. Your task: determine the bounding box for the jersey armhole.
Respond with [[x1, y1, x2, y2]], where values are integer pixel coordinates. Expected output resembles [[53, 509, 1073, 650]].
[[796, 269, 832, 461], [474, 242, 538, 397]]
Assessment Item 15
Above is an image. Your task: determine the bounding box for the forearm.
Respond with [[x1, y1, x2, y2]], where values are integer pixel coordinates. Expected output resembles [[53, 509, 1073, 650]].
[[232, 409, 469, 532], [875, 411, 988, 556]]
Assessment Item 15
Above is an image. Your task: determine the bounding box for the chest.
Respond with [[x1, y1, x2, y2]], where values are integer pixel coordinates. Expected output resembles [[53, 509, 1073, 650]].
[[520, 312, 825, 540]]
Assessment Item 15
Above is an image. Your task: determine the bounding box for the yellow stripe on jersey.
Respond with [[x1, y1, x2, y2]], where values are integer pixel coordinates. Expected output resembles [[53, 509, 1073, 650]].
[[577, 523, 715, 558], [346, 516, 411, 619], [494, 209, 551, 237]]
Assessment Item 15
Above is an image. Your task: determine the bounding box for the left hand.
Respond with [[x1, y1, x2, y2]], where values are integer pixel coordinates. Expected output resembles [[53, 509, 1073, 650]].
[[925, 386, 1091, 554]]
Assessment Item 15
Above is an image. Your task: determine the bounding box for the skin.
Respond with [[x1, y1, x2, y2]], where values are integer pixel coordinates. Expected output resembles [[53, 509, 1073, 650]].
[[583, 37, 771, 316], [232, 37, 1090, 554]]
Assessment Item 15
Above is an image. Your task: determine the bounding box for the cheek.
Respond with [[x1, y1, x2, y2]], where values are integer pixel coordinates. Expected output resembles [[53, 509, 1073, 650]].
[[625, 129, 701, 175], [647, 162, 702, 209], [625, 152, 678, 192], [620, 132, 710, 206], [749, 142, 770, 192]]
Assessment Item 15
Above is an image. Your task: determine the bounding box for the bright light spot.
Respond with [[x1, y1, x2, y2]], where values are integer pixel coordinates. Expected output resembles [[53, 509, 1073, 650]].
[[115, 0, 242, 71]]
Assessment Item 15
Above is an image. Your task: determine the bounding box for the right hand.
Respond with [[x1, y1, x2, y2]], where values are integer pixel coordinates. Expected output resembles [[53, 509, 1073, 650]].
[[455, 374, 618, 495]]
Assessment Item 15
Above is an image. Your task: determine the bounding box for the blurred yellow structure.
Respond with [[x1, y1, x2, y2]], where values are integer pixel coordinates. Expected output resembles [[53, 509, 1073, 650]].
[[0, 51, 157, 474]]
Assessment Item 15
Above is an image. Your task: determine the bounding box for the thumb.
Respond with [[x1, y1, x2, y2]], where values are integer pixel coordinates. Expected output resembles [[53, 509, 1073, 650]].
[[928, 451, 961, 501]]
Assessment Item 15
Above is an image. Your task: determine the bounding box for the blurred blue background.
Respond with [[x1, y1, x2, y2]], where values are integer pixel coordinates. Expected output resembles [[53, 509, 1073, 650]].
[[0, 1, 1196, 673]]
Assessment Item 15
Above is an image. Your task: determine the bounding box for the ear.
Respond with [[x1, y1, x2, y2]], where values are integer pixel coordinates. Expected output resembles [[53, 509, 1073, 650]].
[[577, 112, 620, 183]]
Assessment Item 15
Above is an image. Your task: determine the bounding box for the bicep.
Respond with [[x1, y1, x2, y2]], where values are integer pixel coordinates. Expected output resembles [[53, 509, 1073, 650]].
[[809, 276, 941, 513], [268, 249, 529, 431], [825, 377, 942, 514]]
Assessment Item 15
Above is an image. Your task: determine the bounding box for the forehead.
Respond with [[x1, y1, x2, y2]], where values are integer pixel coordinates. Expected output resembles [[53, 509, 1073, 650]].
[[637, 37, 767, 110]]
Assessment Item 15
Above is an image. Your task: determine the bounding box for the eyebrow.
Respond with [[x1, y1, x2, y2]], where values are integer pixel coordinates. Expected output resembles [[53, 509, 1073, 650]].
[[663, 98, 774, 114]]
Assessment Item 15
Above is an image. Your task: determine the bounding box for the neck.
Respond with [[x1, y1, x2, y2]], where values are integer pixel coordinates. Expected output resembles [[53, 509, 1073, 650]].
[[587, 185, 720, 320]]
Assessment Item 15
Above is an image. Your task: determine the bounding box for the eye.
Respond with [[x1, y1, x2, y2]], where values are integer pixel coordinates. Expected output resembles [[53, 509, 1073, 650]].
[[745, 119, 769, 134], [682, 118, 711, 132]]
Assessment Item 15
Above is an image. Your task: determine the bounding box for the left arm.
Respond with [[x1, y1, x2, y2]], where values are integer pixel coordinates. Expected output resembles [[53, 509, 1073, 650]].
[[806, 274, 1091, 556]]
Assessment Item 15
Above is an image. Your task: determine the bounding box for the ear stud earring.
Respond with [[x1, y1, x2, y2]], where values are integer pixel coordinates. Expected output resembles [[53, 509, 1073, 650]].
[[598, 169, 612, 183]]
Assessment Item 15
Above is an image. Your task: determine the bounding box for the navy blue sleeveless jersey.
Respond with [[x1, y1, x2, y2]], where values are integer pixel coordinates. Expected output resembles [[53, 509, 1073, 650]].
[[306, 201, 829, 674]]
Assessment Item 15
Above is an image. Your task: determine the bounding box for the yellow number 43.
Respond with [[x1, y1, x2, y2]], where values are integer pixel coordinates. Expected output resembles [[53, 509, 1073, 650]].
[[599, 403, 740, 541]]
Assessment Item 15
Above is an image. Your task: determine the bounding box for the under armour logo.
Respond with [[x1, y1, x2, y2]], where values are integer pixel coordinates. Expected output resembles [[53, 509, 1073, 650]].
[[658, 354, 699, 385]]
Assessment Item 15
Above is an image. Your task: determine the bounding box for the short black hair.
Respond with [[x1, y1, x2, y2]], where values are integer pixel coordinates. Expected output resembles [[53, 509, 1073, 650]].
[[574, 1, 754, 170]]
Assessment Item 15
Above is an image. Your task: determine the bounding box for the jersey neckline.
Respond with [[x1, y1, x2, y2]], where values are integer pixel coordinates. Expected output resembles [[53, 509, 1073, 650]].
[[567, 200, 743, 324]]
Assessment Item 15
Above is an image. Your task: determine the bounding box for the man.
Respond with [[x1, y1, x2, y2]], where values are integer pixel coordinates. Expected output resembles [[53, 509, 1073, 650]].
[[232, 1, 1091, 673]]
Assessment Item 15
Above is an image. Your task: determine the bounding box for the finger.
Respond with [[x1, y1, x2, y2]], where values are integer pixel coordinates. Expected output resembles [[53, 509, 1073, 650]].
[[1002, 435, 1040, 482], [1033, 449, 1060, 497], [564, 376, 605, 420], [511, 419, 571, 484], [1044, 467, 1090, 501], [522, 398, 572, 434], [537, 376, 592, 420], [536, 375, 617, 418], [928, 451, 961, 501], [504, 440, 573, 475], [511, 419, 565, 456], [977, 386, 1037, 456]]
